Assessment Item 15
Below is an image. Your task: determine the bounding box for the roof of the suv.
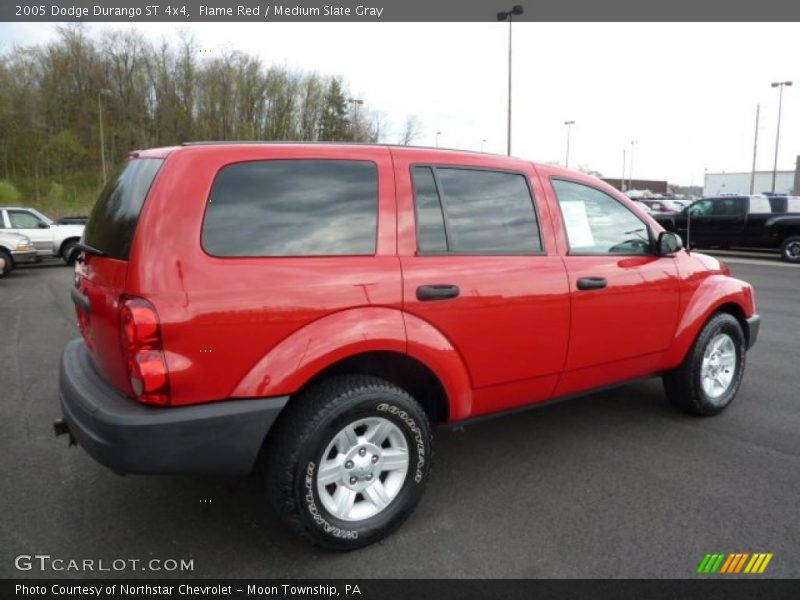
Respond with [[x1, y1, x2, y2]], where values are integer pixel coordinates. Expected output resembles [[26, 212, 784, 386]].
[[131, 142, 589, 180]]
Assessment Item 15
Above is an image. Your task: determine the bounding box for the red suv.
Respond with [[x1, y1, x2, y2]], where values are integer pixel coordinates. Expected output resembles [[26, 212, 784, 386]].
[[57, 143, 760, 550]]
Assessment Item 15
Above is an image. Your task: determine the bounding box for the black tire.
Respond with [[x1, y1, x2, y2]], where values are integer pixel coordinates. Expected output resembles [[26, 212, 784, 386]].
[[61, 240, 79, 266], [663, 312, 746, 416], [780, 235, 800, 263], [265, 374, 432, 550], [0, 249, 13, 278]]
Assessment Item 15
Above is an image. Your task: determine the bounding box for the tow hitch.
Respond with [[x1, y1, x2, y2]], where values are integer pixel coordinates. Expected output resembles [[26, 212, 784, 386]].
[[53, 418, 76, 446]]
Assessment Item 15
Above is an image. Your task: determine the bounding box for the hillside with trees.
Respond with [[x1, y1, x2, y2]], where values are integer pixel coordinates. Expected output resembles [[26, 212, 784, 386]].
[[0, 25, 413, 217]]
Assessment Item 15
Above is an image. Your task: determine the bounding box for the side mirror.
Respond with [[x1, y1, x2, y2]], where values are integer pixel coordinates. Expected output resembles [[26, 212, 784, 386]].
[[657, 231, 683, 256], [37, 222, 50, 229]]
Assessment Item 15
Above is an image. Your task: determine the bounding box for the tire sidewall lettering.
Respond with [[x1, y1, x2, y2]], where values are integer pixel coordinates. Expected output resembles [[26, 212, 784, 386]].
[[303, 461, 359, 540], [377, 402, 426, 483]]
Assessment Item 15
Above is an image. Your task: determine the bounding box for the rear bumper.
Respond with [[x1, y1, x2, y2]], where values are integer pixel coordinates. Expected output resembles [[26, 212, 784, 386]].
[[745, 314, 760, 350], [58, 339, 289, 475]]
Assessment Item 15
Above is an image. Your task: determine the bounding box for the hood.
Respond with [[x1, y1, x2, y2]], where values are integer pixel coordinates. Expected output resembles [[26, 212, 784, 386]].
[[692, 252, 731, 276]]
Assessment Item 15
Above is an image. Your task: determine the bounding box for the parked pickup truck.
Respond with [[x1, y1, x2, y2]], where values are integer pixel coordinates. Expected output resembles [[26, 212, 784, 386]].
[[0, 206, 85, 265], [653, 194, 800, 262], [56, 144, 760, 550]]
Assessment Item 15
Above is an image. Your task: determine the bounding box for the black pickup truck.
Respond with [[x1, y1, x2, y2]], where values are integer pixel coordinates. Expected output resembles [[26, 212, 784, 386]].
[[654, 195, 800, 263]]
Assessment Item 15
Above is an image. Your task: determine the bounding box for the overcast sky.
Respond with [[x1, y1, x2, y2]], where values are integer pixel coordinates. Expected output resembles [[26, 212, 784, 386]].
[[1, 21, 799, 185]]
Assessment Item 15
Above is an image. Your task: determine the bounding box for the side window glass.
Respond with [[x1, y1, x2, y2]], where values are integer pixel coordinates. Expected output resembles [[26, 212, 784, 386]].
[[411, 166, 542, 254], [202, 160, 378, 257], [8, 211, 44, 229], [412, 167, 448, 253], [552, 179, 652, 255], [690, 200, 713, 216]]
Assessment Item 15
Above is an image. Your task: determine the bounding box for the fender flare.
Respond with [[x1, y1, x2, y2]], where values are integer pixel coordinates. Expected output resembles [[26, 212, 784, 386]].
[[663, 275, 755, 368], [231, 307, 473, 421]]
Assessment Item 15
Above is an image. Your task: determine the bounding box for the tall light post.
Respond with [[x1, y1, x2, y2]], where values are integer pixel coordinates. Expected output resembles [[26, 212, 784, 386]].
[[347, 97, 364, 139], [621, 147, 627, 192], [497, 5, 523, 156], [435, 131, 442, 148], [750, 103, 760, 194], [563, 120, 575, 168], [481, 139, 487, 152], [97, 88, 111, 184], [770, 81, 792, 193], [628, 139, 638, 192]]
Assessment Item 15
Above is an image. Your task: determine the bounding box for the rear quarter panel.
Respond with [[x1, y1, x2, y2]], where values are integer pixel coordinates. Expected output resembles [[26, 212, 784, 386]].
[[126, 145, 401, 406]]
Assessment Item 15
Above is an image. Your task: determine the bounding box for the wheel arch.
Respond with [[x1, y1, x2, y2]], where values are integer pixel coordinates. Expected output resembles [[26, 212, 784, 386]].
[[58, 236, 81, 256], [231, 307, 473, 424], [664, 275, 755, 368]]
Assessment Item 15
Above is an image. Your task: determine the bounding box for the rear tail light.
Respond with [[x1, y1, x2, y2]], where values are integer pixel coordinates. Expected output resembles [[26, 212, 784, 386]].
[[119, 296, 170, 406]]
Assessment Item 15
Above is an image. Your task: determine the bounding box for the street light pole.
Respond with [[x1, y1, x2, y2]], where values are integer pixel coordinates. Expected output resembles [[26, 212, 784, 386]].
[[347, 97, 364, 139], [629, 140, 638, 192], [750, 103, 760, 195], [770, 81, 792, 193], [97, 89, 111, 184], [563, 120, 575, 168], [497, 5, 523, 156], [435, 131, 442, 148], [621, 147, 627, 192], [481, 139, 487, 152]]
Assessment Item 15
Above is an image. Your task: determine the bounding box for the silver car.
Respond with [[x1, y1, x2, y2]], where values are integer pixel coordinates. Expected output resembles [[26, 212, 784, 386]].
[[0, 230, 37, 277]]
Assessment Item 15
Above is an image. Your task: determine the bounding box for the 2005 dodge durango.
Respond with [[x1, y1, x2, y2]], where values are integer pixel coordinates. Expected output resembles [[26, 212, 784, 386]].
[[56, 143, 760, 549]]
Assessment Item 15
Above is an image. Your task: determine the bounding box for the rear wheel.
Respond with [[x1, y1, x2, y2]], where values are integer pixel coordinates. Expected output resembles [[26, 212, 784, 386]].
[[61, 240, 79, 266], [265, 375, 432, 550], [0, 249, 13, 278], [780, 236, 800, 263], [663, 313, 745, 416]]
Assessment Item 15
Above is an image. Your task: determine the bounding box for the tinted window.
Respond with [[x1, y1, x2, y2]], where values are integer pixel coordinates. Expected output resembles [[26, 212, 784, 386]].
[[713, 197, 746, 216], [553, 180, 651, 255], [203, 160, 377, 257], [416, 167, 540, 254], [412, 167, 447, 252], [8, 210, 46, 229], [83, 158, 163, 260], [690, 200, 713, 215]]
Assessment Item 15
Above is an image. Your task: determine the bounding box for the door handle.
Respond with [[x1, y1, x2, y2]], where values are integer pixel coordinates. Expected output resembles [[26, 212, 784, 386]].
[[576, 277, 607, 291], [416, 284, 460, 301]]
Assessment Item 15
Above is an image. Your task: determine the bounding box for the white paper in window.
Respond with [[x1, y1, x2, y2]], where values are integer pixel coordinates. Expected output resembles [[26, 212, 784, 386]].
[[561, 201, 595, 248]]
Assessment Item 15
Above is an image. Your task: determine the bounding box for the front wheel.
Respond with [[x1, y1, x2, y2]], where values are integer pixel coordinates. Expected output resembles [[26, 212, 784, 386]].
[[780, 236, 800, 263], [663, 313, 746, 416], [265, 375, 432, 550]]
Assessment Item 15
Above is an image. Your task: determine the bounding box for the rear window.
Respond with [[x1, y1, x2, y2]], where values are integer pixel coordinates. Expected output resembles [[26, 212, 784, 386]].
[[82, 158, 163, 260], [202, 160, 378, 257]]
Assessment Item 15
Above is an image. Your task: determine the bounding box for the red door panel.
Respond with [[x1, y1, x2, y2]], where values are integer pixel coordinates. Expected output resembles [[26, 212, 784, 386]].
[[393, 149, 571, 415]]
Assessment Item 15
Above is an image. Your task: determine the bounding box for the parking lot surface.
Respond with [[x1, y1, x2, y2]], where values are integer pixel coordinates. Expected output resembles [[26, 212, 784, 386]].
[[1, 256, 798, 578]]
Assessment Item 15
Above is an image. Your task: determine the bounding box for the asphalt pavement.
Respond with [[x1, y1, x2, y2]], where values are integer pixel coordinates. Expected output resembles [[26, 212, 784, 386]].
[[1, 255, 798, 578]]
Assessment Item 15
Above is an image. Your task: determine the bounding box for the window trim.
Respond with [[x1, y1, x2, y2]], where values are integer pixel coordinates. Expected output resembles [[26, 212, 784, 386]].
[[410, 163, 547, 257], [551, 177, 657, 257], [200, 158, 381, 259]]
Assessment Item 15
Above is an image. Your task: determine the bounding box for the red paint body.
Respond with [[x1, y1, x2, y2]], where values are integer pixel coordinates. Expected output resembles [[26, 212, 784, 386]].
[[74, 145, 757, 422]]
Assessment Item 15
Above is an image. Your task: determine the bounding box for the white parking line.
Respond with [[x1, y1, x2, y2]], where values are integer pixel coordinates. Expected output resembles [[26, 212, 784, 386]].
[[709, 256, 799, 268]]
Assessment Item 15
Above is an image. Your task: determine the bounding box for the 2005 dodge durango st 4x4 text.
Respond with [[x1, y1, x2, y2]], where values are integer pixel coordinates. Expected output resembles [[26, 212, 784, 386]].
[[56, 143, 760, 549]]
